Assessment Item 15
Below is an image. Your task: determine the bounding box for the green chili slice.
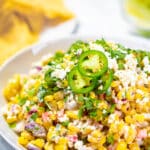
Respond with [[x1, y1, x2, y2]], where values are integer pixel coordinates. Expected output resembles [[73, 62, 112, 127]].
[[68, 67, 96, 94], [78, 50, 108, 77], [97, 70, 113, 94]]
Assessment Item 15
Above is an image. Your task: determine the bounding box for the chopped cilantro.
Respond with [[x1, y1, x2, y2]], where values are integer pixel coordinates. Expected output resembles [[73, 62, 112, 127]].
[[26, 106, 30, 112], [44, 69, 58, 86], [78, 96, 99, 118], [68, 40, 89, 53], [78, 107, 84, 118], [102, 104, 116, 118], [9, 122, 16, 128], [37, 86, 47, 102], [27, 88, 36, 97], [118, 61, 125, 70], [109, 104, 116, 114], [54, 51, 64, 60], [30, 100, 36, 105], [30, 113, 38, 121], [110, 50, 126, 59], [107, 134, 114, 144], [89, 110, 97, 118], [37, 86, 51, 102], [18, 97, 27, 106], [61, 121, 70, 127]]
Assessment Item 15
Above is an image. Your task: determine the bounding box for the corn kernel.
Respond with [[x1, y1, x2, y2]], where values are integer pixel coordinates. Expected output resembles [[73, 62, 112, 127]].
[[50, 113, 57, 121], [90, 92, 97, 99], [44, 95, 53, 102], [62, 79, 68, 87], [6, 116, 17, 123], [129, 142, 140, 150], [82, 128, 93, 135], [88, 136, 97, 143], [139, 86, 149, 92], [92, 130, 102, 138], [134, 114, 144, 122], [125, 126, 136, 144], [54, 144, 68, 150], [68, 124, 80, 133], [114, 133, 120, 140], [126, 87, 135, 101], [38, 107, 45, 116], [35, 118, 43, 125], [116, 141, 127, 150], [99, 136, 106, 145], [125, 116, 133, 124], [3, 75, 21, 101], [58, 137, 68, 144], [98, 146, 107, 150], [44, 142, 54, 150], [53, 91, 64, 101], [135, 93, 143, 100], [30, 139, 45, 149], [57, 100, 64, 109], [66, 111, 78, 119], [21, 131, 34, 140], [47, 126, 58, 141], [117, 89, 125, 100], [111, 81, 120, 88], [18, 136, 29, 146]]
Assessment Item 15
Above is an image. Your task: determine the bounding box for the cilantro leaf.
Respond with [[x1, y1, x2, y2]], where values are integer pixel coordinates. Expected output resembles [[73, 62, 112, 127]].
[[68, 41, 89, 53], [107, 134, 114, 144], [18, 97, 27, 106], [30, 113, 38, 121], [61, 121, 70, 127], [9, 122, 16, 128], [27, 88, 36, 97], [78, 96, 99, 118]]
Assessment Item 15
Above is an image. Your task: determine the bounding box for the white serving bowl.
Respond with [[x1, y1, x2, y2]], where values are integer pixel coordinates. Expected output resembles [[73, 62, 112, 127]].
[[0, 35, 150, 150]]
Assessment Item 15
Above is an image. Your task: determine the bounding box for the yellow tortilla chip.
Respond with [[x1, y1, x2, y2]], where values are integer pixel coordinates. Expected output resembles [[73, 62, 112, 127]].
[[0, 0, 74, 64], [0, 16, 38, 65], [2, 0, 74, 19]]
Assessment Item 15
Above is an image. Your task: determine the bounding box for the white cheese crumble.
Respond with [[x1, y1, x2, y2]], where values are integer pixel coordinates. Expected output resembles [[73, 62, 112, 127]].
[[115, 70, 138, 88], [125, 54, 137, 70], [74, 140, 92, 150], [143, 56, 150, 73], [90, 42, 119, 71], [143, 56, 149, 66], [136, 97, 149, 105], [51, 69, 66, 79], [108, 114, 116, 124], [24, 79, 36, 89], [22, 100, 30, 113], [137, 72, 148, 86], [75, 49, 82, 55], [65, 99, 77, 110], [89, 42, 105, 52], [108, 57, 118, 71], [58, 114, 69, 122], [14, 121, 25, 133]]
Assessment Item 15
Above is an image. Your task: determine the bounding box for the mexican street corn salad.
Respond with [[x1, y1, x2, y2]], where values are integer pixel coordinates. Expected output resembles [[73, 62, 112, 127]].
[[2, 39, 150, 150]]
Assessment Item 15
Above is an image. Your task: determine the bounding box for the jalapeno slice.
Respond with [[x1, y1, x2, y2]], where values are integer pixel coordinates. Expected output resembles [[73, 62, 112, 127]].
[[78, 50, 108, 77], [97, 70, 113, 94], [68, 67, 96, 94]]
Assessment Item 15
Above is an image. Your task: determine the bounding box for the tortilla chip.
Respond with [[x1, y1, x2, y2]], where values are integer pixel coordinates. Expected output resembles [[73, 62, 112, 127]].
[[0, 0, 74, 64], [0, 16, 38, 64]]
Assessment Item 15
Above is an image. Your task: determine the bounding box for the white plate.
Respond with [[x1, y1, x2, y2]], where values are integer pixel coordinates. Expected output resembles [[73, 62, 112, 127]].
[[0, 35, 150, 150]]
